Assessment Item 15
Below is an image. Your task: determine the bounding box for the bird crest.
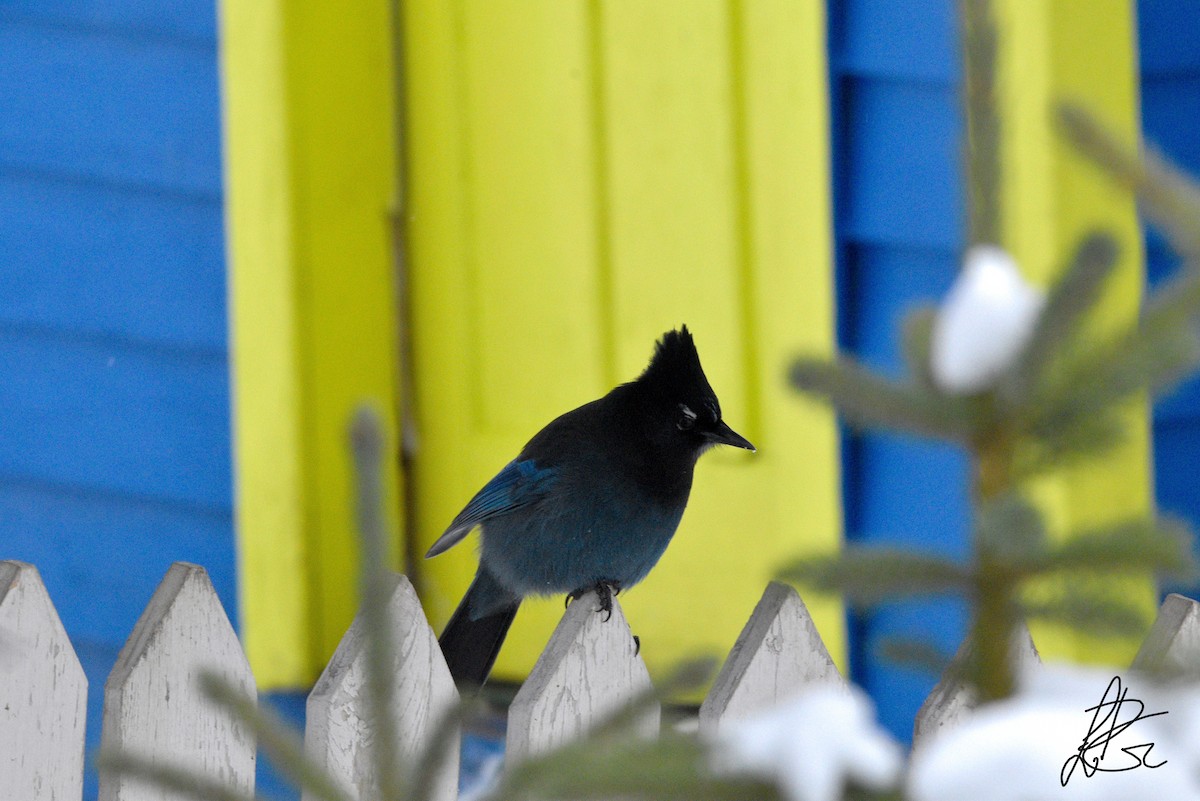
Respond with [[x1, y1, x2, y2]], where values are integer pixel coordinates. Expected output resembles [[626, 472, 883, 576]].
[[637, 326, 715, 403]]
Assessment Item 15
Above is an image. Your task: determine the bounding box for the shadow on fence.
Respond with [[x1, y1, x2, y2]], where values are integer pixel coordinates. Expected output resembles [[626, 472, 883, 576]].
[[2, 557, 1198, 800]]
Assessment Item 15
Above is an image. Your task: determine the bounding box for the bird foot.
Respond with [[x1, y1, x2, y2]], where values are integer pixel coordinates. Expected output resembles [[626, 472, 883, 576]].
[[566, 580, 622, 621]]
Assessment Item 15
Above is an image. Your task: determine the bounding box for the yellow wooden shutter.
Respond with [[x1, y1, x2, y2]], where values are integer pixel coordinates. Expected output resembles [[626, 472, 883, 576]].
[[401, 0, 845, 681]]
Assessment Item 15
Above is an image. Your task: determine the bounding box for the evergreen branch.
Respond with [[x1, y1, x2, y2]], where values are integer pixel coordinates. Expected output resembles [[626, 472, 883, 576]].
[[1004, 232, 1119, 403], [350, 406, 407, 798], [1025, 517, 1196, 580], [789, 356, 977, 441], [199, 673, 355, 801], [1021, 590, 1150, 638], [1058, 102, 1200, 260], [410, 698, 473, 801], [875, 637, 953, 676], [778, 549, 971, 606], [1014, 412, 1128, 479], [498, 733, 780, 801], [1025, 304, 1200, 458], [1144, 262, 1200, 332], [960, 0, 1002, 245], [901, 306, 938, 389], [975, 493, 1047, 566], [94, 750, 260, 801]]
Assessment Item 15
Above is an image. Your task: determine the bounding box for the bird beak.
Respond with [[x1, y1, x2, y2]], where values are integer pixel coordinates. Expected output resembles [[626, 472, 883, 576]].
[[707, 420, 756, 452]]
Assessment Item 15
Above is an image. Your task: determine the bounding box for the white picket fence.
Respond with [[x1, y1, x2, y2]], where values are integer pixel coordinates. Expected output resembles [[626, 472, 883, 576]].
[[2, 558, 1199, 801]]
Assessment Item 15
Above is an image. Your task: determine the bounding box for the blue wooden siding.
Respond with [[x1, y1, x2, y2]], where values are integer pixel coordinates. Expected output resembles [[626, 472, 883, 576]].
[[0, 2, 232, 796], [1139, 0, 1200, 583], [827, 0, 969, 742]]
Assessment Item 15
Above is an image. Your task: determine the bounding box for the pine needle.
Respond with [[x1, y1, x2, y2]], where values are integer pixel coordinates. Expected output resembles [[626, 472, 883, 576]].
[[199, 673, 354, 801], [1030, 516, 1197, 580], [960, 0, 1003, 245], [1004, 232, 1119, 403], [350, 405, 407, 798], [498, 733, 780, 801], [876, 637, 954, 676], [789, 356, 977, 441], [779, 549, 971, 606], [1058, 101, 1200, 260], [975, 493, 1047, 565], [901, 306, 938, 389], [1021, 590, 1150, 638], [94, 750, 260, 801]]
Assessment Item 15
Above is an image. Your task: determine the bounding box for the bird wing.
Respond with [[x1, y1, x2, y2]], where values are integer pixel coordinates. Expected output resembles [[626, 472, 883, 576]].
[[424, 458, 556, 558]]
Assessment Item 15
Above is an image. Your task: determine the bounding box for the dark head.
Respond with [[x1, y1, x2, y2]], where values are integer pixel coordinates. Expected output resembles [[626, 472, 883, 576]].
[[633, 326, 755, 455]]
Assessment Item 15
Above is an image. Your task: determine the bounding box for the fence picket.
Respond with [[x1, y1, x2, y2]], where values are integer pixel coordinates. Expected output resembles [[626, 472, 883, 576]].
[[1131, 592, 1200, 679], [506, 591, 658, 763], [98, 562, 256, 801], [699, 582, 843, 732], [5, 549, 1199, 798], [304, 572, 458, 801], [0, 561, 87, 801], [912, 622, 1039, 747]]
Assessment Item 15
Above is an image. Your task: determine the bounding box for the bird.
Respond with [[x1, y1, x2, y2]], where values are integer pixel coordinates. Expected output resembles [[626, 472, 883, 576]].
[[425, 326, 755, 686]]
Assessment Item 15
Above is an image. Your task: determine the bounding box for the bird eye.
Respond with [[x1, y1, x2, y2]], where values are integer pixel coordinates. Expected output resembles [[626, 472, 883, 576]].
[[677, 404, 698, 431]]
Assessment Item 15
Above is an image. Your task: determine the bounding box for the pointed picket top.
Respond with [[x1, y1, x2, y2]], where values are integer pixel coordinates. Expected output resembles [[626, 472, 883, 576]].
[[1131, 593, 1200, 679], [699, 582, 844, 732], [912, 622, 1040, 747], [305, 572, 459, 801], [0, 561, 87, 801], [99, 563, 256, 801], [507, 590, 658, 764]]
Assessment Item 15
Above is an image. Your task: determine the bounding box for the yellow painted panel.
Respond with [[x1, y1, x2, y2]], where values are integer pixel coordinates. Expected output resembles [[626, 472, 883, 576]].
[[403, 0, 844, 681], [402, 0, 607, 651], [221, 0, 403, 688], [220, 0, 309, 686], [997, 0, 1154, 665], [458, 2, 608, 429]]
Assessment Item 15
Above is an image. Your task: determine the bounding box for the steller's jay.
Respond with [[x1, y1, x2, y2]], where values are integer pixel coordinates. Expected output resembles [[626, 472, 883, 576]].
[[426, 326, 755, 685]]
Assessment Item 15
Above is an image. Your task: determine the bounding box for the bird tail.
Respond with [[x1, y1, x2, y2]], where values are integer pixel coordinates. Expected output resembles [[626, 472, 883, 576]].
[[438, 570, 520, 687]]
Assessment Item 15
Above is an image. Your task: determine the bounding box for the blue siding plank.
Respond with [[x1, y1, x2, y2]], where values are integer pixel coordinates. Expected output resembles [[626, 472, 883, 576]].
[[1, 479, 234, 646], [0, 334, 231, 509], [1141, 76, 1200, 169], [0, 174, 226, 349], [839, 245, 960, 370], [840, 79, 964, 251], [838, 0, 958, 85], [0, 1, 216, 46], [1138, 0, 1200, 75], [0, 21, 222, 196]]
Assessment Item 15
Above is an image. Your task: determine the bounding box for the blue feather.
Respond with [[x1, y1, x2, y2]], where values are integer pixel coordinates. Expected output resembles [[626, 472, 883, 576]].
[[424, 459, 556, 557]]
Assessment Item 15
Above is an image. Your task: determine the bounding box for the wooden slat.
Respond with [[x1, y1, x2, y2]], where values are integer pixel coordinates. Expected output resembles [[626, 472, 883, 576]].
[[0, 561, 87, 801], [699, 582, 843, 731], [507, 591, 657, 763], [98, 563, 255, 801], [304, 573, 458, 801], [1132, 593, 1200, 678], [912, 623, 1040, 747]]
